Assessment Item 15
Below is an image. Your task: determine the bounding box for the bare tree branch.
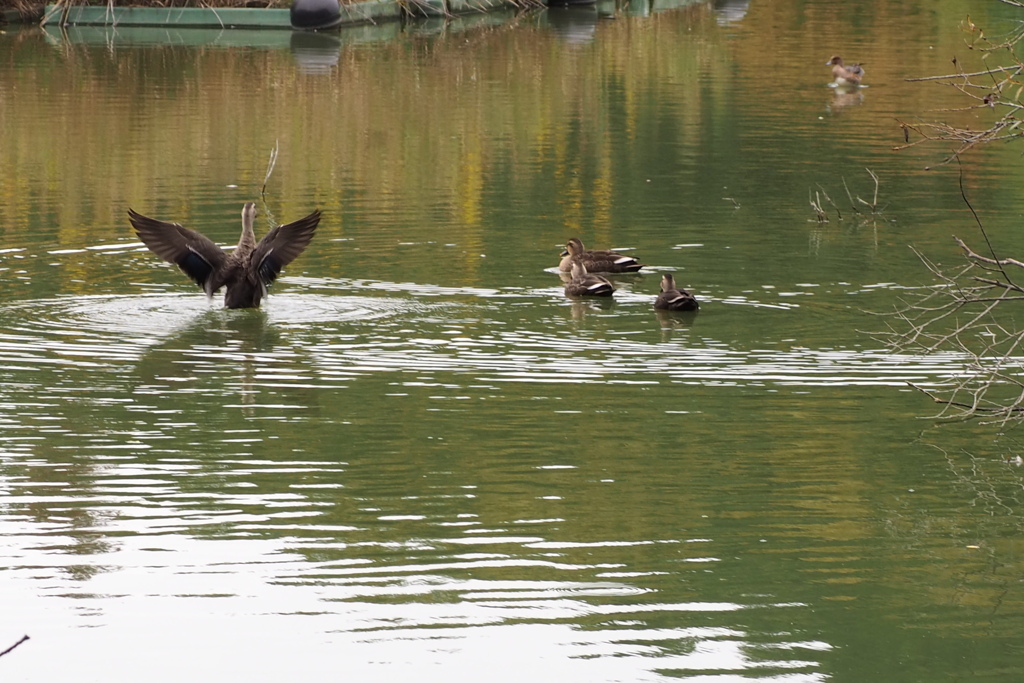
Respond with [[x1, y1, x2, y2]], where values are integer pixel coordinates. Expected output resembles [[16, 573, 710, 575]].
[[872, 12, 1024, 424], [808, 169, 885, 224], [899, 15, 1024, 166], [905, 66, 1023, 82], [956, 236, 1024, 271]]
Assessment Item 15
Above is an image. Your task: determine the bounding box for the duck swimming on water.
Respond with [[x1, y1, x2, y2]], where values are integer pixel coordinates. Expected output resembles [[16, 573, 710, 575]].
[[826, 55, 864, 87], [128, 202, 321, 309], [559, 237, 644, 274], [564, 261, 615, 298], [653, 273, 699, 312]]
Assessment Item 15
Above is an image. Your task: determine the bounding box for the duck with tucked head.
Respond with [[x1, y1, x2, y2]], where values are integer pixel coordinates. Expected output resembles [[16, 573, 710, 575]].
[[826, 55, 864, 87], [559, 237, 643, 273], [654, 273, 699, 312], [564, 261, 614, 298], [128, 202, 321, 309]]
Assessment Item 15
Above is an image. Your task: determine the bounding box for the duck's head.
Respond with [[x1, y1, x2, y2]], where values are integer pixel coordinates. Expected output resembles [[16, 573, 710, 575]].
[[570, 260, 588, 280], [661, 273, 676, 292], [242, 202, 257, 224], [826, 55, 844, 66], [562, 238, 585, 258]]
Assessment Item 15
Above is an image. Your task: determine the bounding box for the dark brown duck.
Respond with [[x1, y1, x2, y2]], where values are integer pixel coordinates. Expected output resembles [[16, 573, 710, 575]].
[[653, 273, 699, 312], [564, 261, 615, 298], [128, 202, 321, 309]]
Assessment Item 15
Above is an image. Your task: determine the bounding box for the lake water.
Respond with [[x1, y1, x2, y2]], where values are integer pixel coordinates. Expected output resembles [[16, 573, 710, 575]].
[[2, 0, 1024, 680]]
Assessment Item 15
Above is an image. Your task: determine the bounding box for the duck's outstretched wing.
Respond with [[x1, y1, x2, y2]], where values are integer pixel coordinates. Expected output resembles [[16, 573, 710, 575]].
[[250, 209, 321, 286], [128, 209, 227, 295]]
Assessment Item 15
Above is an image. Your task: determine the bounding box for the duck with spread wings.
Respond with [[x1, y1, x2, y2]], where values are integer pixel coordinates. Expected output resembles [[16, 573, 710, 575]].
[[128, 202, 321, 309]]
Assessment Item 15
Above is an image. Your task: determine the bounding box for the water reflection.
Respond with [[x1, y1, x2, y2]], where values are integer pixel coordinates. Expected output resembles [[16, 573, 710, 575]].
[[42, 24, 297, 48], [650, 0, 705, 14], [546, 6, 600, 45], [623, 0, 651, 17], [0, 288, 985, 393], [0, 280, 1019, 681], [655, 307, 699, 331], [290, 31, 341, 74], [131, 308, 280, 416], [713, 0, 750, 24], [568, 296, 615, 319], [826, 85, 866, 114], [5, 1, 1024, 680]]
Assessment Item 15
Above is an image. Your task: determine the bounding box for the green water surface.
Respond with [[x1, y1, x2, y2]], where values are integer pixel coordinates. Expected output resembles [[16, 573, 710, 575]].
[[1, 1, 1023, 680]]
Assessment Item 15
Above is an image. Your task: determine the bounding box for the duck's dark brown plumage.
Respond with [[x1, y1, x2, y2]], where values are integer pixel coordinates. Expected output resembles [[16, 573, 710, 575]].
[[564, 261, 614, 298], [128, 202, 320, 309], [559, 237, 643, 273], [654, 273, 698, 311]]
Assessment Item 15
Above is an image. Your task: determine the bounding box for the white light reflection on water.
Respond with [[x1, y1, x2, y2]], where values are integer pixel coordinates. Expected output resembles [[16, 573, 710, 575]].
[[0, 509, 828, 682], [0, 292, 986, 390], [0, 287, 996, 683]]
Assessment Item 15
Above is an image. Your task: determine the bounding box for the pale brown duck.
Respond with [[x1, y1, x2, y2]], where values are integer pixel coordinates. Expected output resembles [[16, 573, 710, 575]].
[[559, 237, 644, 273], [826, 55, 864, 87]]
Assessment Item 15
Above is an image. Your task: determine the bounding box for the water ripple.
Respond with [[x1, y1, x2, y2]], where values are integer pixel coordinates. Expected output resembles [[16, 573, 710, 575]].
[[0, 293, 984, 389]]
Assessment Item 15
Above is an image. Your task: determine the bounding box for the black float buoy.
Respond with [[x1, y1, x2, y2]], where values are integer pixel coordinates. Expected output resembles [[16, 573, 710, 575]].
[[290, 0, 342, 30]]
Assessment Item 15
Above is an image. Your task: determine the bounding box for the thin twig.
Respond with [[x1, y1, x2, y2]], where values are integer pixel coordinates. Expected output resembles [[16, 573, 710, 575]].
[[0, 635, 29, 659], [956, 155, 1012, 287], [866, 168, 880, 208], [261, 140, 279, 200], [809, 189, 829, 223], [841, 177, 861, 214], [905, 66, 1023, 82]]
